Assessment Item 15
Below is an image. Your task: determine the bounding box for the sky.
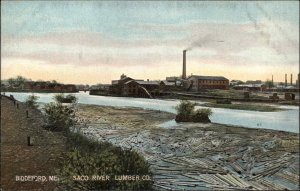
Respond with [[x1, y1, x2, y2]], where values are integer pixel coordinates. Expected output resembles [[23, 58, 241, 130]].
[[1, 1, 299, 84]]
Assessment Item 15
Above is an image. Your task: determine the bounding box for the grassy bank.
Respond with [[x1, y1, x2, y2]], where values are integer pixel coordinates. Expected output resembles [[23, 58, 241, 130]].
[[1, 95, 153, 190], [58, 132, 152, 190], [40, 95, 153, 190], [200, 102, 284, 112]]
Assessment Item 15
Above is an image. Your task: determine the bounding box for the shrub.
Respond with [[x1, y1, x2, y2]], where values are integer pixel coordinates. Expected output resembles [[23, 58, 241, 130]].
[[65, 94, 78, 103], [58, 133, 153, 190], [43, 102, 75, 132], [54, 93, 65, 103], [175, 100, 196, 117], [25, 95, 39, 108], [175, 100, 213, 123], [54, 94, 77, 104], [191, 108, 212, 123]]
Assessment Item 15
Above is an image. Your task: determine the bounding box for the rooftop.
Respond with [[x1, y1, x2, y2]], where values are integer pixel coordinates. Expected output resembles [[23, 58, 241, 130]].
[[188, 75, 228, 81], [161, 80, 176, 86], [136, 81, 159, 85], [235, 84, 265, 87]]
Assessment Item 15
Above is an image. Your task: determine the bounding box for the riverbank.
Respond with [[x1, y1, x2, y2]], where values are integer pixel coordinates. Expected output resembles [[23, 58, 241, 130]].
[[76, 104, 299, 190], [1, 96, 154, 190], [0, 96, 66, 190], [199, 101, 284, 112], [159, 93, 300, 106], [2, 89, 78, 93]]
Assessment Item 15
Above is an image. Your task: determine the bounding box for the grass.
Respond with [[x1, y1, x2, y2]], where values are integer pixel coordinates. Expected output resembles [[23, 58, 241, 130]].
[[201, 102, 283, 112], [57, 132, 152, 190]]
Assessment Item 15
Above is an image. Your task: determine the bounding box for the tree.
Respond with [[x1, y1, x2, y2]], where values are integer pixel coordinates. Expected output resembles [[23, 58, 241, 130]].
[[25, 95, 39, 108], [7, 78, 15, 87], [264, 80, 274, 88], [120, 73, 126, 79], [15, 75, 27, 88], [6, 76, 27, 89]]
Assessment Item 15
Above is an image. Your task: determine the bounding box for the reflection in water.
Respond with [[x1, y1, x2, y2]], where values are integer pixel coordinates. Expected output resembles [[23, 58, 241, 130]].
[[4, 91, 299, 133]]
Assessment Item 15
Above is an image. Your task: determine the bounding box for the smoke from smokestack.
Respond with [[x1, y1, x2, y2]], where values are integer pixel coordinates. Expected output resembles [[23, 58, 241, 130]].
[[185, 34, 224, 51]]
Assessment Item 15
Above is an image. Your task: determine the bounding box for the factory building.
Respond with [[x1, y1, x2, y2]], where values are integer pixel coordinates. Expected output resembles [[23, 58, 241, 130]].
[[188, 75, 229, 91], [123, 80, 159, 97]]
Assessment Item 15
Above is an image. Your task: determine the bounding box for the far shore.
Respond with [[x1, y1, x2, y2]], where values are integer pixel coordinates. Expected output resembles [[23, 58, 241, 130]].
[[198, 101, 285, 112]]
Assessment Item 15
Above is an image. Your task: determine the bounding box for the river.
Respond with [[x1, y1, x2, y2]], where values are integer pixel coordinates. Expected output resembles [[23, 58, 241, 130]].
[[3, 91, 299, 133]]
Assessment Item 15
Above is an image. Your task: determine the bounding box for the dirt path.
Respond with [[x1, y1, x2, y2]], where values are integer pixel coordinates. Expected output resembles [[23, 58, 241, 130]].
[[1, 96, 66, 191]]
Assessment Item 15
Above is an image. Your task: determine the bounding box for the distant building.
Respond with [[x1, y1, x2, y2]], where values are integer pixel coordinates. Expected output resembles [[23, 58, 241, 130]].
[[187, 75, 229, 91], [166, 76, 179, 82], [245, 80, 262, 84], [123, 80, 159, 97], [297, 73, 300, 88], [76, 84, 90, 91], [230, 80, 243, 86], [136, 80, 160, 91], [160, 80, 177, 91], [111, 76, 136, 95], [24, 81, 78, 92], [64, 84, 77, 92], [233, 84, 266, 91], [90, 84, 110, 91]]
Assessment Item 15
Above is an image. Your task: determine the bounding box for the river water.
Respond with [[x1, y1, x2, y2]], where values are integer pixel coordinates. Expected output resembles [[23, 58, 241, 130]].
[[4, 91, 299, 133]]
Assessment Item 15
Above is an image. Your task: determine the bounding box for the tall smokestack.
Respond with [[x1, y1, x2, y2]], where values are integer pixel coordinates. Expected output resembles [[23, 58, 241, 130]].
[[272, 75, 273, 84], [285, 74, 287, 87], [290, 73, 292, 85], [182, 50, 187, 79]]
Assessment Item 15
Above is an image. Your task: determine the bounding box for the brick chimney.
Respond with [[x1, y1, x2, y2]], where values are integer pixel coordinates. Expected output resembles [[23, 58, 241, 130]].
[[272, 75, 273, 84], [285, 74, 287, 87], [182, 50, 187, 79]]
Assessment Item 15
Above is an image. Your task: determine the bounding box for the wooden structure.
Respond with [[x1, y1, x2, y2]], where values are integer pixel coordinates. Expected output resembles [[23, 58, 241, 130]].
[[123, 80, 159, 98]]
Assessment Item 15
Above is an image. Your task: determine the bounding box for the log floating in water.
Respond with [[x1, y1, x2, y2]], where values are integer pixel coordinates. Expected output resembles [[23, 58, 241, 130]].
[[153, 184, 172, 190]]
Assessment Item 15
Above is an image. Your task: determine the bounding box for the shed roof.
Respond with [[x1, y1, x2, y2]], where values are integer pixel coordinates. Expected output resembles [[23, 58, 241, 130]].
[[160, 80, 176, 86]]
